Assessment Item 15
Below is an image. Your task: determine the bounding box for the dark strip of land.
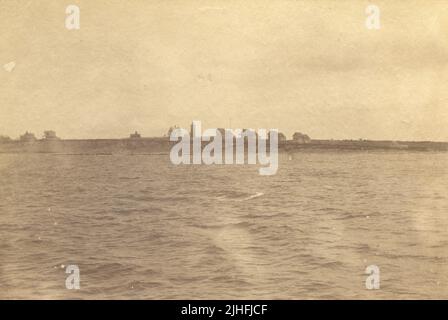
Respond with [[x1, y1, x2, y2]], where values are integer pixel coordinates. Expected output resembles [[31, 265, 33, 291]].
[[0, 138, 447, 154]]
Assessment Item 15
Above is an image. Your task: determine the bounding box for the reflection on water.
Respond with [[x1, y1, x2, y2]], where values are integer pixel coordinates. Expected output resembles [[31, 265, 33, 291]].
[[0, 152, 447, 299]]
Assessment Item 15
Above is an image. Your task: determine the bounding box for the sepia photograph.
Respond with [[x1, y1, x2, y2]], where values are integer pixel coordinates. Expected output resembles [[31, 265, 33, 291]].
[[0, 0, 447, 310]]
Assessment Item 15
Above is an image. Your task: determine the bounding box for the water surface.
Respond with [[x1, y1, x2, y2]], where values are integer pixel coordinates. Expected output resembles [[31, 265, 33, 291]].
[[0, 152, 447, 299]]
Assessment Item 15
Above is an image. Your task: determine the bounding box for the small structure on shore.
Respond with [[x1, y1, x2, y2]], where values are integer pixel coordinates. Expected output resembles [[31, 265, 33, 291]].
[[167, 126, 180, 137], [130, 131, 141, 139], [43, 131, 60, 140], [292, 132, 311, 144], [20, 131, 37, 142], [278, 132, 287, 142], [0, 135, 11, 143]]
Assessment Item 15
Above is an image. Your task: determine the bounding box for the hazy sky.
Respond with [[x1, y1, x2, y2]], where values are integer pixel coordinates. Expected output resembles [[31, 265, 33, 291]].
[[1, 0, 447, 140]]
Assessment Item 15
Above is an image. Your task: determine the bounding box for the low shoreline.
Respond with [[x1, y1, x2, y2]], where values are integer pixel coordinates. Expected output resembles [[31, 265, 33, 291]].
[[1, 138, 448, 154]]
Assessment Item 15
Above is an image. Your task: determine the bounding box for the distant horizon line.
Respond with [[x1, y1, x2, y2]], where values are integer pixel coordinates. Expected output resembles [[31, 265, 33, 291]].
[[1, 133, 448, 144], [1, 125, 448, 144]]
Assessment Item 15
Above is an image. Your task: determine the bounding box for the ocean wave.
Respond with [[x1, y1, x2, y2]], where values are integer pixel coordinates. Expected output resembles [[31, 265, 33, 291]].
[[215, 192, 264, 202], [191, 221, 252, 231]]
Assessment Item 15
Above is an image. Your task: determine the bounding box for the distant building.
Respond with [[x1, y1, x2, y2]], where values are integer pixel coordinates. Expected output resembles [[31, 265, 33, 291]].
[[292, 132, 311, 143], [43, 130, 60, 140], [0, 135, 11, 143], [278, 132, 287, 142], [130, 131, 141, 139], [20, 131, 37, 142], [167, 126, 182, 137]]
